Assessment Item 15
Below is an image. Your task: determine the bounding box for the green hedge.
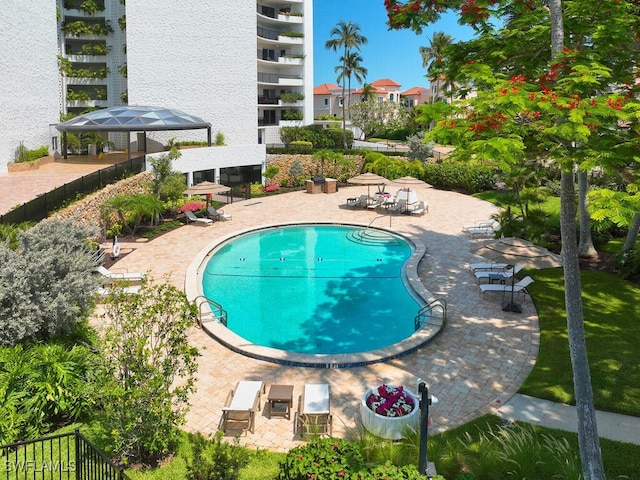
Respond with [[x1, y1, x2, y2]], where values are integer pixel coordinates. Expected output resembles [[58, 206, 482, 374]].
[[423, 163, 496, 193], [280, 125, 353, 149]]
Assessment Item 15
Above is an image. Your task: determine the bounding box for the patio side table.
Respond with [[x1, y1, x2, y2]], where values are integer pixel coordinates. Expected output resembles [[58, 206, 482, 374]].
[[267, 384, 294, 420]]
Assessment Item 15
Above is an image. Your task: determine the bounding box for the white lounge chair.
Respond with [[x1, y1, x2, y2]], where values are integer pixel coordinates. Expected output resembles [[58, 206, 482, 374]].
[[347, 195, 369, 208], [207, 206, 232, 221], [296, 383, 332, 437], [467, 224, 500, 238], [221, 380, 265, 434], [469, 262, 510, 272], [475, 265, 523, 283], [480, 275, 535, 298], [95, 285, 141, 298], [410, 200, 428, 215], [95, 265, 145, 285], [185, 210, 213, 225], [388, 199, 407, 214], [463, 219, 496, 232], [367, 196, 387, 210]]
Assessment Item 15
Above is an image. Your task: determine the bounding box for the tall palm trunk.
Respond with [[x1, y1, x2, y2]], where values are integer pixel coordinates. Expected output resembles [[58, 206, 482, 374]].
[[552, 0, 605, 477]]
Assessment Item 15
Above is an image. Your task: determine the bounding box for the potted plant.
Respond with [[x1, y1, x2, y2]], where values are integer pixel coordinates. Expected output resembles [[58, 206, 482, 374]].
[[360, 384, 420, 440]]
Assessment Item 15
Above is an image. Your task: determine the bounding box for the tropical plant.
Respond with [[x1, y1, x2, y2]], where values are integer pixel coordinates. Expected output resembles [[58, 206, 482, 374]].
[[95, 280, 199, 465], [419, 31, 452, 97], [360, 82, 377, 102], [405, 132, 434, 162], [325, 21, 368, 148], [12, 143, 49, 163], [335, 50, 367, 115], [185, 431, 250, 480], [0, 220, 99, 346], [149, 147, 185, 202], [280, 92, 304, 103], [215, 131, 225, 145], [264, 165, 280, 185]]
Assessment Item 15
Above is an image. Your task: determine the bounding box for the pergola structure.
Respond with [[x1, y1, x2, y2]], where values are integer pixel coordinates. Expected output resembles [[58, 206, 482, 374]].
[[55, 105, 212, 159]]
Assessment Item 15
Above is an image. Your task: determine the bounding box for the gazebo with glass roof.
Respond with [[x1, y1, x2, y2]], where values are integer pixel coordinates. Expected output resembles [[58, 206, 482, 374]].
[[56, 106, 212, 159]]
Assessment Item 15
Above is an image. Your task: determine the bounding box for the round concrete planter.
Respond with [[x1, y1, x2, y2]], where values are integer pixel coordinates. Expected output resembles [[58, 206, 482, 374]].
[[360, 386, 420, 440]]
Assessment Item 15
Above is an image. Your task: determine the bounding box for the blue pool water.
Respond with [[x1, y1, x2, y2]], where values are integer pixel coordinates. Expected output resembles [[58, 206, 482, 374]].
[[201, 225, 422, 354]]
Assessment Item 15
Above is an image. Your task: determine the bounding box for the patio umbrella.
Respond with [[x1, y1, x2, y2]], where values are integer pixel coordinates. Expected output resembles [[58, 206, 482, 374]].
[[392, 175, 433, 189], [184, 181, 231, 207], [471, 236, 562, 270], [347, 172, 391, 197], [472, 237, 562, 313]]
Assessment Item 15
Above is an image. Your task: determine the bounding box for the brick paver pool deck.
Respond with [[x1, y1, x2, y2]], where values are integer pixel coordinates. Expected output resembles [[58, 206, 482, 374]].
[[1, 161, 539, 452]]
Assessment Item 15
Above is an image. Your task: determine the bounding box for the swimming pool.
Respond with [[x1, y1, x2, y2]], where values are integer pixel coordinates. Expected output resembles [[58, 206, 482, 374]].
[[201, 224, 424, 355]]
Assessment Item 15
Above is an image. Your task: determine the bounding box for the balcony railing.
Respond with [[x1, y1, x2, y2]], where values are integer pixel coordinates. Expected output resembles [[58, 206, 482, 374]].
[[258, 72, 302, 84]]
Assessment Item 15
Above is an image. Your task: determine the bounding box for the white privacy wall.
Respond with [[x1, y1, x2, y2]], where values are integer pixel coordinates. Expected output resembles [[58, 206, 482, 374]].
[[0, 1, 60, 173], [125, 0, 258, 146]]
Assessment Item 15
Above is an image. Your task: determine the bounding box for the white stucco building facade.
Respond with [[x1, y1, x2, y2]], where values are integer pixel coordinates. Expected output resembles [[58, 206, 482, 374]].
[[0, 1, 60, 174]]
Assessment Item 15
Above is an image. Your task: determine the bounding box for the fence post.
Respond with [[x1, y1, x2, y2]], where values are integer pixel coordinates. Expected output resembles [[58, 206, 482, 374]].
[[75, 428, 81, 480]]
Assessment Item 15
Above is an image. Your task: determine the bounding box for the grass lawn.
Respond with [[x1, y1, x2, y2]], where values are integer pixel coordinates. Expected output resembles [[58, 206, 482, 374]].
[[520, 268, 640, 416]]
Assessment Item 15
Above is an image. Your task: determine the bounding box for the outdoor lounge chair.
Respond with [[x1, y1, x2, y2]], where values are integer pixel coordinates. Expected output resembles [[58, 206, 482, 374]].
[[207, 206, 232, 221], [185, 210, 213, 225], [295, 383, 332, 437], [467, 224, 500, 238], [95, 285, 141, 298], [479, 275, 535, 298], [221, 380, 265, 434], [409, 200, 428, 215], [347, 195, 369, 208], [469, 262, 510, 272], [367, 196, 387, 210], [463, 219, 496, 232], [95, 265, 145, 285], [388, 199, 407, 214], [475, 265, 523, 283]]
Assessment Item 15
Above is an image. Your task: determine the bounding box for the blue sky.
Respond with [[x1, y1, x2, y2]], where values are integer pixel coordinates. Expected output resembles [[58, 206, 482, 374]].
[[313, 1, 475, 91]]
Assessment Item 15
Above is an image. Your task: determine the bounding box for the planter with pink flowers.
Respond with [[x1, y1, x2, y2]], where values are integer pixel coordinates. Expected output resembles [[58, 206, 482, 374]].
[[360, 384, 420, 440]]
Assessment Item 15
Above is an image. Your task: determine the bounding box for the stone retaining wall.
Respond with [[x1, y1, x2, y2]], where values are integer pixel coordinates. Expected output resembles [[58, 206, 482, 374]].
[[266, 153, 364, 186], [45, 172, 153, 241]]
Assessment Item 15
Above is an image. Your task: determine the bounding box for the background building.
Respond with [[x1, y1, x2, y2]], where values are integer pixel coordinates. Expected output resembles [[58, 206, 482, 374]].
[[0, 0, 314, 184]]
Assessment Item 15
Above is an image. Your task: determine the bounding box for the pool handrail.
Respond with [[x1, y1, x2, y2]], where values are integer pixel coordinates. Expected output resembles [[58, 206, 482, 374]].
[[415, 299, 447, 331], [195, 295, 228, 327]]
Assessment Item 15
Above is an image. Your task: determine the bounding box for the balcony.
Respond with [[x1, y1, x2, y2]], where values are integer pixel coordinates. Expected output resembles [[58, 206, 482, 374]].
[[258, 72, 303, 86]]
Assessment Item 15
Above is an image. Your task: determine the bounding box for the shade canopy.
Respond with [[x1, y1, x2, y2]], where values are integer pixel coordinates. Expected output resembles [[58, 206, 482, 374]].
[[347, 172, 391, 185], [56, 106, 211, 132], [392, 176, 432, 188], [472, 237, 562, 270], [184, 181, 231, 195]]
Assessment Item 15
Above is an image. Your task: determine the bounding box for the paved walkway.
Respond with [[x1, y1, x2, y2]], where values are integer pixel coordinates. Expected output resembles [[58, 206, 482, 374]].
[[5, 161, 639, 451]]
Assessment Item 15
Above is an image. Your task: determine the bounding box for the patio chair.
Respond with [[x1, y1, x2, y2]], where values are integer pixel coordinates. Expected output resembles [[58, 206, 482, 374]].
[[95, 285, 141, 298], [409, 200, 428, 215], [296, 383, 332, 437], [475, 264, 523, 283], [463, 219, 496, 232], [221, 380, 265, 435], [479, 275, 534, 298], [367, 196, 387, 210], [467, 224, 500, 238], [347, 195, 369, 209], [207, 206, 232, 221], [95, 265, 145, 285], [469, 262, 510, 272], [388, 199, 407, 214], [185, 210, 213, 225]]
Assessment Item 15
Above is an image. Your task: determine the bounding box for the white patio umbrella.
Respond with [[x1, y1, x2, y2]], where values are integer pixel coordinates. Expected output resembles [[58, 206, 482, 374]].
[[347, 172, 391, 197], [183, 181, 231, 206], [392, 175, 433, 189]]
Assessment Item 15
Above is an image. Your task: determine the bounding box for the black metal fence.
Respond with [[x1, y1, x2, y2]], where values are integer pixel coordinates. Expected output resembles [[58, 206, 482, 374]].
[[0, 429, 129, 480], [0, 156, 146, 226]]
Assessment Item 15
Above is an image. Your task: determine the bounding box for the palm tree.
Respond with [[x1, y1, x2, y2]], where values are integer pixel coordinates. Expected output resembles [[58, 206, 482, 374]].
[[339, 51, 367, 117], [419, 31, 452, 103], [360, 83, 376, 102], [325, 21, 367, 148]]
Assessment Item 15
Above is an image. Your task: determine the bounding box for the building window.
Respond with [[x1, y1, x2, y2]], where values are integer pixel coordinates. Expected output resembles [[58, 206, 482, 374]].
[[409, 99, 415, 107], [390, 93, 395, 101], [324, 98, 328, 106], [339, 98, 343, 106]]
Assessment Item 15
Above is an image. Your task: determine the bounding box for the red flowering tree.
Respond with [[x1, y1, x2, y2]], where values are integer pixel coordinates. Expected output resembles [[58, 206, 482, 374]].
[[386, 1, 640, 479]]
